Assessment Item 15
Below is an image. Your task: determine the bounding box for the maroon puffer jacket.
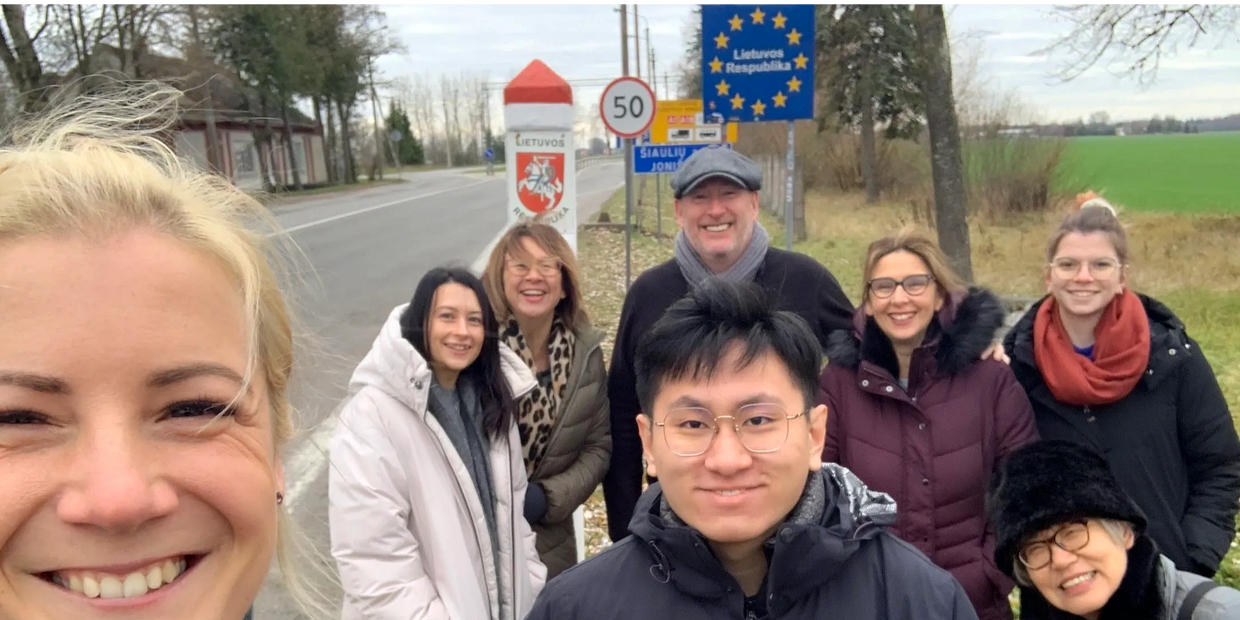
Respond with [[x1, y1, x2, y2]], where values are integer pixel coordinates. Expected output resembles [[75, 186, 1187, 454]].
[[818, 286, 1038, 620]]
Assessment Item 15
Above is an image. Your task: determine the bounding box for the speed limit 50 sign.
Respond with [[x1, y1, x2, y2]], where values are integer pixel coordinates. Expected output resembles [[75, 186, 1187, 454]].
[[600, 77, 656, 139]]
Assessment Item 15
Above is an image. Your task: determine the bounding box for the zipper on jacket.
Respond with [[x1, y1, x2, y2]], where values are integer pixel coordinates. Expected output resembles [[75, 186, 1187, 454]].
[[1084, 405, 1096, 423], [426, 424, 497, 620], [509, 432, 521, 620]]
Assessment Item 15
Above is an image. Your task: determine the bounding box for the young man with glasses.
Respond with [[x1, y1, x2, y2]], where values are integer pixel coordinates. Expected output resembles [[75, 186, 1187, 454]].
[[528, 280, 978, 620]]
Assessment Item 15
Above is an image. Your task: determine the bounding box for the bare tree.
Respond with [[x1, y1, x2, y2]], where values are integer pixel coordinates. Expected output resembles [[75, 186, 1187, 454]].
[[109, 5, 177, 78], [1, 5, 53, 111], [406, 73, 437, 165], [914, 4, 973, 282], [180, 4, 222, 174], [0, 64, 13, 127], [47, 5, 115, 78], [440, 73, 458, 167], [1040, 5, 1240, 85], [950, 31, 1034, 133], [463, 72, 487, 163]]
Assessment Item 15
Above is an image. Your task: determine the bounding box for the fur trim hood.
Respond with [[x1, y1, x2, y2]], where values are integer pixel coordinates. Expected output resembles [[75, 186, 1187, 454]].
[[825, 285, 1005, 377]]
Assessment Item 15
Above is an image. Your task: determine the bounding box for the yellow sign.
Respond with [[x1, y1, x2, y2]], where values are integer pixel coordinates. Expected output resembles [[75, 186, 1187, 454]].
[[650, 99, 739, 145]]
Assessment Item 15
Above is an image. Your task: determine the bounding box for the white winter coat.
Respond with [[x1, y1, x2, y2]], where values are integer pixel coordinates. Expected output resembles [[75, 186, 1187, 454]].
[[328, 304, 547, 620]]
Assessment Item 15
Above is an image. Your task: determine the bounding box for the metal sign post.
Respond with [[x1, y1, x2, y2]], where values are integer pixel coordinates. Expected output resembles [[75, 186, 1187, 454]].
[[600, 76, 656, 290], [785, 122, 795, 251]]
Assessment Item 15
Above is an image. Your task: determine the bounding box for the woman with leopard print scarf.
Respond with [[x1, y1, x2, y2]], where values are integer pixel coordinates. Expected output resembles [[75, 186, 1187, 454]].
[[484, 222, 611, 579]]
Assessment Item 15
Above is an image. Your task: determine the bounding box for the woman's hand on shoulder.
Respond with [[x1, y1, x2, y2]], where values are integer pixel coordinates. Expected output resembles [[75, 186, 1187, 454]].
[[981, 341, 1011, 365]]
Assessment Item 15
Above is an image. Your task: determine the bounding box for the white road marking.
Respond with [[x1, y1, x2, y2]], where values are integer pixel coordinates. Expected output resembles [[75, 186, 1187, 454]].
[[282, 167, 623, 510], [283, 401, 342, 507], [269, 178, 497, 237]]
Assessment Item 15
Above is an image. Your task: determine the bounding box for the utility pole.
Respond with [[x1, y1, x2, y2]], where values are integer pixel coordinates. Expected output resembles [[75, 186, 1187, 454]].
[[633, 6, 641, 80], [650, 48, 657, 99], [620, 4, 635, 290], [646, 27, 653, 94]]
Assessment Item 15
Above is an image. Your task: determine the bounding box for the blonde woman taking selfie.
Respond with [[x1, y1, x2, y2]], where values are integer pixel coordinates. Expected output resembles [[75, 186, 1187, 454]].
[[0, 86, 322, 620]]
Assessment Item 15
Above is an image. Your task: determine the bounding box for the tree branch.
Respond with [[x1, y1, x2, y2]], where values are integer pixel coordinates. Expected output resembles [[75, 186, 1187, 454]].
[[1040, 4, 1239, 85]]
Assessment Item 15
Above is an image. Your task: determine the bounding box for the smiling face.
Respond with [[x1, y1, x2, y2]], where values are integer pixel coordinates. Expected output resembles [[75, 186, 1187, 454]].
[[425, 282, 485, 386], [1045, 232, 1127, 324], [636, 348, 826, 547], [502, 237, 565, 324], [0, 229, 280, 620], [1024, 520, 1133, 619], [865, 250, 943, 350], [674, 178, 761, 273]]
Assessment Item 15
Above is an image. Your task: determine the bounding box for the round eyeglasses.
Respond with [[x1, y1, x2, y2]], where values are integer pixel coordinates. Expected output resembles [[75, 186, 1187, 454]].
[[1018, 520, 1091, 569], [653, 403, 807, 457], [1048, 257, 1119, 280], [505, 258, 562, 278]]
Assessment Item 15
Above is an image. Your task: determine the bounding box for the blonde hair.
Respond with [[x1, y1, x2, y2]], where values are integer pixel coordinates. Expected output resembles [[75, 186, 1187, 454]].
[[482, 220, 588, 331], [862, 225, 967, 302], [0, 84, 331, 618]]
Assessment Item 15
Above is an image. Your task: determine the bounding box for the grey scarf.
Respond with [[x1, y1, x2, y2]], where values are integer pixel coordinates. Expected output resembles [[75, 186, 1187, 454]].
[[674, 222, 770, 287], [427, 376, 501, 576]]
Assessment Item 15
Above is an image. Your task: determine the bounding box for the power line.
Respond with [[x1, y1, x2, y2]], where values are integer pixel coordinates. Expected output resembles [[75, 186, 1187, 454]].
[[481, 77, 647, 91]]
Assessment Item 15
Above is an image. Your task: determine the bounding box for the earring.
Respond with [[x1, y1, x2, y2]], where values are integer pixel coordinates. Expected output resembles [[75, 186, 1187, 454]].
[[276, 492, 284, 505]]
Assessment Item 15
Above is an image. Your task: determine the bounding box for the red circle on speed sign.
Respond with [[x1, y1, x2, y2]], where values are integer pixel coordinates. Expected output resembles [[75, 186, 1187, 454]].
[[600, 77, 656, 139]]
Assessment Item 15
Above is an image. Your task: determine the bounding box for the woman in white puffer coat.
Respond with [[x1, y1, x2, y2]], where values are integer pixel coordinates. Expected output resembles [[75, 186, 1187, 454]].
[[329, 267, 546, 620]]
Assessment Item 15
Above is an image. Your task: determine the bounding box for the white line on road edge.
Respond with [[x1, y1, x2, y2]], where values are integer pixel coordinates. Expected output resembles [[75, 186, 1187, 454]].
[[470, 227, 509, 275], [283, 401, 342, 507], [282, 168, 622, 544], [269, 178, 498, 237]]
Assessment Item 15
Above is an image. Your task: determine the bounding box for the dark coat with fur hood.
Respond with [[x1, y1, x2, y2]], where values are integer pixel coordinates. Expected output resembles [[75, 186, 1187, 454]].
[[818, 286, 1040, 620]]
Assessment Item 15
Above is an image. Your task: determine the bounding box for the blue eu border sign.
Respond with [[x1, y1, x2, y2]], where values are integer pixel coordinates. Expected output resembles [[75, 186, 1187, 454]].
[[634, 143, 733, 175], [700, 5, 815, 123]]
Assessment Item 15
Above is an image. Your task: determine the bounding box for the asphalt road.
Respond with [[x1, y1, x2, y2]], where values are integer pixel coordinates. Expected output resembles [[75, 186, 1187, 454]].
[[252, 161, 623, 619]]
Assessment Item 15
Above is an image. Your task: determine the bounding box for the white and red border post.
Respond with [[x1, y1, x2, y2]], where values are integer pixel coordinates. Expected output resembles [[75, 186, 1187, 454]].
[[503, 60, 578, 252]]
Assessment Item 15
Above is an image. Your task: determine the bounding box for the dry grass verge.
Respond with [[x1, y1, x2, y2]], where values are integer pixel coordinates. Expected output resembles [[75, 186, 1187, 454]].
[[577, 182, 1240, 586]]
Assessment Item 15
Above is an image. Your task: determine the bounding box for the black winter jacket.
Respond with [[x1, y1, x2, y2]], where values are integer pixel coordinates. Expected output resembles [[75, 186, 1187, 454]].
[[1004, 293, 1240, 577], [603, 248, 854, 542], [528, 465, 979, 620]]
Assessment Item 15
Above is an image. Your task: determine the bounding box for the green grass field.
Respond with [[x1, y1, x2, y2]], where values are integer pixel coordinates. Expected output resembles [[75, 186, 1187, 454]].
[[1056, 131, 1240, 214]]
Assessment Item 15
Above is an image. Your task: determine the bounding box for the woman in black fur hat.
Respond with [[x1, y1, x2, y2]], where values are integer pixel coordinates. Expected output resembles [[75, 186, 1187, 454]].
[[987, 440, 1240, 620]]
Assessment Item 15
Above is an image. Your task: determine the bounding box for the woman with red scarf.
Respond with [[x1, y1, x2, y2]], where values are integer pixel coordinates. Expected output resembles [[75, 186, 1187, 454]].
[[1003, 193, 1240, 579]]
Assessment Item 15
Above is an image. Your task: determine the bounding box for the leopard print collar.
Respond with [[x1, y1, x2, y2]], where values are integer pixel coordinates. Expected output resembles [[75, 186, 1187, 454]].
[[502, 317, 575, 475]]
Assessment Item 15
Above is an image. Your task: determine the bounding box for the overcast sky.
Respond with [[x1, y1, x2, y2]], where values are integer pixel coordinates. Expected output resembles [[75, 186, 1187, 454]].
[[374, 4, 1240, 130]]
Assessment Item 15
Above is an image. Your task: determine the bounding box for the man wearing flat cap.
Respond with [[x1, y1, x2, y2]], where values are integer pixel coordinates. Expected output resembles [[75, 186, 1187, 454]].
[[602, 146, 855, 542]]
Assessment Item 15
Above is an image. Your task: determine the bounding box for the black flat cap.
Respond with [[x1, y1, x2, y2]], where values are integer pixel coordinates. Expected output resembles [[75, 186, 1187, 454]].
[[670, 147, 763, 199]]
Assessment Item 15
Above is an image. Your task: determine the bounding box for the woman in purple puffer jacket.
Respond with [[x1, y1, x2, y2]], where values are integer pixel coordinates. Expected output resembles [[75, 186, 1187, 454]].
[[818, 226, 1039, 620]]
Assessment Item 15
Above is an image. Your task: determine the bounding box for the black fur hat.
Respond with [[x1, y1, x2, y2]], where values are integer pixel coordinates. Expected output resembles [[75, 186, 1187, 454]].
[[987, 440, 1147, 578]]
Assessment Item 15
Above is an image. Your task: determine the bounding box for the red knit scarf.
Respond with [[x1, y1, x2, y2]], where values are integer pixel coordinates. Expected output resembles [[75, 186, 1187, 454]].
[[1033, 289, 1150, 406]]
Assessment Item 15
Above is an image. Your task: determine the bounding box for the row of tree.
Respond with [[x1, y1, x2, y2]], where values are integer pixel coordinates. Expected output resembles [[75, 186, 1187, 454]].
[[1, 4, 402, 190], [390, 72, 501, 169]]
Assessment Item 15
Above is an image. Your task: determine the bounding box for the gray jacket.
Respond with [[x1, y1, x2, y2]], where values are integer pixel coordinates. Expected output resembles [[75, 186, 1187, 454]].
[[1160, 555, 1240, 620]]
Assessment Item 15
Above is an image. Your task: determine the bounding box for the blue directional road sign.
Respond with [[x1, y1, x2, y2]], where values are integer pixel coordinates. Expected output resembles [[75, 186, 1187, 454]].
[[634, 143, 733, 175], [701, 5, 816, 123], [484, 147, 495, 160]]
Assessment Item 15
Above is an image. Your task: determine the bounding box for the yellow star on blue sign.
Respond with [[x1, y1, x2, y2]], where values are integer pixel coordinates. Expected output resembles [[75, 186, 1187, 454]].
[[700, 5, 816, 123]]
